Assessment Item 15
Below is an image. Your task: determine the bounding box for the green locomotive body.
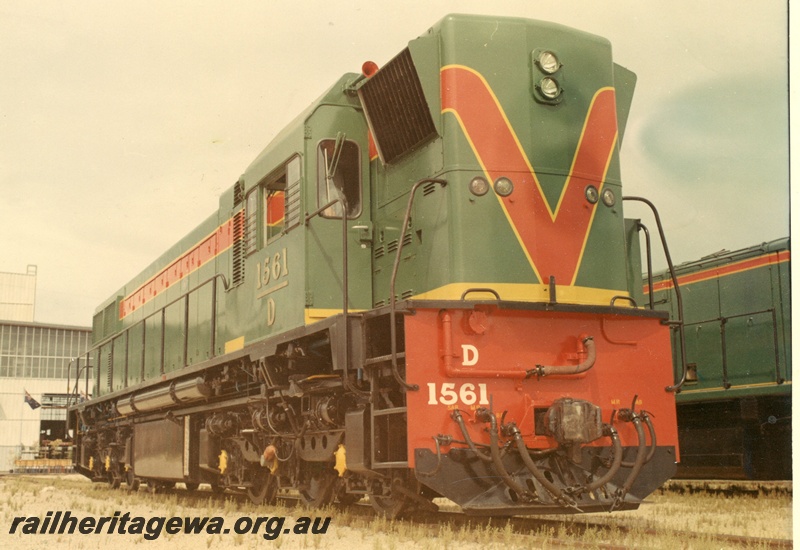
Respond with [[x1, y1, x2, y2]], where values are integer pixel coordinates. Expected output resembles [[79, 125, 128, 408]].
[[70, 14, 681, 515], [650, 238, 791, 479]]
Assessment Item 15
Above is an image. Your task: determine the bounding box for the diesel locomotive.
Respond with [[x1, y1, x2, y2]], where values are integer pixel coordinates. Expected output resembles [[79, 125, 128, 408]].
[[68, 14, 681, 516], [648, 238, 791, 480]]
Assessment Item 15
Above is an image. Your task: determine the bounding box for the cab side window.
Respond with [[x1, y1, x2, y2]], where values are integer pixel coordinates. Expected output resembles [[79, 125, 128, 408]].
[[264, 188, 285, 242], [244, 155, 302, 253], [317, 139, 361, 219]]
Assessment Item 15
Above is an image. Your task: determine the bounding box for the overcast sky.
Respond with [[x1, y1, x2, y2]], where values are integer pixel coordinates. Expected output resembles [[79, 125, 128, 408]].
[[0, 1, 790, 327]]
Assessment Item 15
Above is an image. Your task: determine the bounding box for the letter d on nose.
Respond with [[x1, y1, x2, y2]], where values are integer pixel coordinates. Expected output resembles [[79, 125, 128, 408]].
[[461, 344, 479, 366]]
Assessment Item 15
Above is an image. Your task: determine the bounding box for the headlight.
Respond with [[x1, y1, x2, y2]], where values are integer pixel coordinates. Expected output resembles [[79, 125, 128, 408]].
[[536, 51, 560, 74], [584, 185, 599, 204], [469, 176, 489, 196], [538, 77, 561, 100], [494, 177, 514, 197], [602, 188, 616, 207]]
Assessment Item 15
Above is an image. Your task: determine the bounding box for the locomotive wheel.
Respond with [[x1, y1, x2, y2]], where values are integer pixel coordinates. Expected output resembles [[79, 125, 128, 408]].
[[299, 468, 336, 508], [368, 478, 426, 519], [210, 483, 226, 494], [335, 480, 360, 507], [184, 482, 199, 492], [107, 470, 121, 490], [368, 492, 410, 519], [126, 470, 140, 492], [247, 470, 278, 505]]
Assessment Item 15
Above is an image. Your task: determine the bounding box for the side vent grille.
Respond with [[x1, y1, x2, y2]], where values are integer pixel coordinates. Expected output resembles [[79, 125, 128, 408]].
[[106, 352, 113, 392], [385, 233, 413, 255], [400, 290, 414, 300], [422, 182, 437, 196], [358, 48, 437, 164], [233, 180, 244, 206], [374, 245, 385, 260], [232, 210, 245, 286]]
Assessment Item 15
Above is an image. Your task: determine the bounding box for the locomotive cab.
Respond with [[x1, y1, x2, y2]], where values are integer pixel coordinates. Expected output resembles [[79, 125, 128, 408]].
[[303, 101, 374, 323]]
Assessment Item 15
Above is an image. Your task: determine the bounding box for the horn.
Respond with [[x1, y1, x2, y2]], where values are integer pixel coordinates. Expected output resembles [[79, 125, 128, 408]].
[[361, 61, 379, 77]]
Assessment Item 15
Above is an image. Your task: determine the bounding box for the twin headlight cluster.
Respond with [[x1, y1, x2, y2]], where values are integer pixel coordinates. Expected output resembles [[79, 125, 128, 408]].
[[533, 50, 563, 103], [469, 49, 617, 204], [469, 176, 514, 197], [585, 184, 616, 207]]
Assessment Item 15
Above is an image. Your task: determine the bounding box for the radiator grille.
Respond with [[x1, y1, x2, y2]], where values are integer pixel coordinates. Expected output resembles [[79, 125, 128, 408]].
[[358, 48, 437, 164]]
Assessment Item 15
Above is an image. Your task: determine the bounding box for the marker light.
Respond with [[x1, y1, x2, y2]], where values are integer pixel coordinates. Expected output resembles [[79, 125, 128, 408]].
[[494, 177, 514, 197], [539, 77, 561, 99], [469, 176, 489, 196], [602, 188, 616, 207], [585, 185, 599, 204], [537, 51, 561, 74]]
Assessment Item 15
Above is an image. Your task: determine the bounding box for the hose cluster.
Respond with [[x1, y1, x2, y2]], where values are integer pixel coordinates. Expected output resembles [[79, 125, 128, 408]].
[[447, 396, 657, 512]]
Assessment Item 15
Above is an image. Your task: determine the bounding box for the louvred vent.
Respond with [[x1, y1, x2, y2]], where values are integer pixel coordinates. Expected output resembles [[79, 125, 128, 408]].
[[358, 48, 437, 164], [231, 210, 246, 286]]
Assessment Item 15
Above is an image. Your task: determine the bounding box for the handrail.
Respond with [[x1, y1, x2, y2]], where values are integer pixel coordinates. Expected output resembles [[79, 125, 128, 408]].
[[305, 197, 369, 397], [66, 355, 93, 411], [68, 273, 230, 406], [623, 196, 687, 392], [460, 287, 501, 301], [389, 178, 447, 392], [90, 273, 230, 353], [680, 307, 784, 387], [637, 221, 655, 309]]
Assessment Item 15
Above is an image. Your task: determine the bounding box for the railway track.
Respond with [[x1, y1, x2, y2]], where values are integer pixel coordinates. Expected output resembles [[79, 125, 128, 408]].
[[419, 508, 793, 550], [659, 479, 793, 497]]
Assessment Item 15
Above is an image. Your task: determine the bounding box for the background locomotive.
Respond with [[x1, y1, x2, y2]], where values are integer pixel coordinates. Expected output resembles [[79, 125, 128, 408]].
[[647, 238, 791, 480], [68, 14, 681, 516]]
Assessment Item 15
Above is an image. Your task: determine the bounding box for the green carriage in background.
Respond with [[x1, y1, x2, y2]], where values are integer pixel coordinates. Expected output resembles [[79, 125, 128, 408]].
[[649, 238, 791, 479]]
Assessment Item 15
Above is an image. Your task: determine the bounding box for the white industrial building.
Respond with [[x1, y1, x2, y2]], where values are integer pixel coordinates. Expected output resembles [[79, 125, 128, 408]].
[[0, 267, 93, 471], [0, 265, 37, 322]]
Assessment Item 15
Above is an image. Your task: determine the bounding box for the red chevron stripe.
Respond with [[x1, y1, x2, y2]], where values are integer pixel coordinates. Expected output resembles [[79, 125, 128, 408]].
[[441, 65, 619, 284]]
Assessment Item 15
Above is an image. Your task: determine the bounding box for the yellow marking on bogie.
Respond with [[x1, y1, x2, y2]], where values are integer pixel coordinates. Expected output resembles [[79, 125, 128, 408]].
[[218, 450, 228, 474], [334, 444, 347, 477]]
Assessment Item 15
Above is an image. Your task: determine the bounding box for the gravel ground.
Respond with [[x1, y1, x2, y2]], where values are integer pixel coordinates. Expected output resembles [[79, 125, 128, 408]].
[[0, 474, 792, 549]]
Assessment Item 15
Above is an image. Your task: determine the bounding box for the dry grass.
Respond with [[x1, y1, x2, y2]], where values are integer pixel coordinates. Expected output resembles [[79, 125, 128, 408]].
[[0, 475, 792, 549]]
